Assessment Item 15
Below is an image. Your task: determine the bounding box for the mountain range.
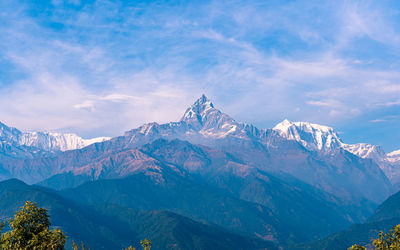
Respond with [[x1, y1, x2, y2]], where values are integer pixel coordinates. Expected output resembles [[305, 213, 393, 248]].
[[0, 94, 399, 249], [0, 121, 109, 155], [272, 119, 400, 188], [0, 178, 275, 250]]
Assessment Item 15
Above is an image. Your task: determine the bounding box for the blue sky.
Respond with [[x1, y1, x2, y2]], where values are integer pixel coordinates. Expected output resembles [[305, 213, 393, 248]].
[[0, 0, 400, 151]]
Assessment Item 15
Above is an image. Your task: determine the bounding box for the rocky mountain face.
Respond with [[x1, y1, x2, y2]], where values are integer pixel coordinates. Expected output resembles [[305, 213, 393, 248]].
[[103, 95, 392, 203], [270, 118, 400, 189], [343, 144, 400, 188], [272, 119, 343, 151]]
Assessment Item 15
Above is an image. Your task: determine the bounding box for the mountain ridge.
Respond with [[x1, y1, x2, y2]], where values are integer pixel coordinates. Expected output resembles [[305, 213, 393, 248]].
[[0, 95, 398, 248], [0, 178, 276, 250], [0, 95, 394, 203], [0, 121, 110, 153]]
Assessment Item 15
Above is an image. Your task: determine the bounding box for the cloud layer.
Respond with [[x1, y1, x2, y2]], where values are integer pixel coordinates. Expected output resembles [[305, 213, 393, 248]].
[[0, 0, 399, 151]]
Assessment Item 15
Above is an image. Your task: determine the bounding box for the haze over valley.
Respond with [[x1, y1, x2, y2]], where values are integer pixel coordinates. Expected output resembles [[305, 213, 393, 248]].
[[0, 95, 400, 249], [1, 0, 400, 249]]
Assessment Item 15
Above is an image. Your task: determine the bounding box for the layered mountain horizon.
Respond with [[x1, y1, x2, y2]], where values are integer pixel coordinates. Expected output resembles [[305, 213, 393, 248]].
[[1, 94, 399, 187], [3, 1, 399, 248], [2, 94, 398, 158], [0, 94, 399, 249]]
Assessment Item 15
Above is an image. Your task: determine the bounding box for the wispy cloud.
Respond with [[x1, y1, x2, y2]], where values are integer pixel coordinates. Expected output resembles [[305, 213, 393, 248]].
[[306, 100, 339, 108], [370, 119, 386, 123], [0, 0, 400, 149]]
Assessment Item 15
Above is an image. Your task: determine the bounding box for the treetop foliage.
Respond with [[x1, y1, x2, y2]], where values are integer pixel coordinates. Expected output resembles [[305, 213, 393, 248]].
[[140, 238, 151, 250], [0, 201, 152, 250], [349, 224, 400, 250], [0, 201, 66, 250]]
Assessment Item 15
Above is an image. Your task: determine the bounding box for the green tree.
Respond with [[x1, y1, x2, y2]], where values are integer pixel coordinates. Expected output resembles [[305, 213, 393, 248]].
[[348, 245, 366, 250], [349, 224, 400, 250], [0, 201, 66, 250], [140, 238, 151, 250], [0, 220, 5, 246], [125, 239, 151, 250], [124, 246, 136, 250]]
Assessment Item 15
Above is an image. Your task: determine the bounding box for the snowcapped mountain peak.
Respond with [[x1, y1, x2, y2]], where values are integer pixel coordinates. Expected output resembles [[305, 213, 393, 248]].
[[196, 94, 214, 108], [0, 122, 22, 143], [273, 120, 335, 133], [343, 144, 400, 185], [272, 119, 293, 131], [176, 95, 259, 139], [181, 94, 215, 121], [388, 149, 400, 157], [272, 119, 397, 173], [19, 131, 110, 152], [0, 120, 110, 152], [387, 149, 400, 163], [273, 119, 343, 151], [343, 143, 386, 160], [180, 95, 232, 129]]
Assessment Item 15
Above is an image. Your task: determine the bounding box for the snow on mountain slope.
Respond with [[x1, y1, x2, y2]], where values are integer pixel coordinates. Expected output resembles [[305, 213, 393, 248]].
[[0, 95, 393, 203], [125, 95, 394, 172], [342, 143, 394, 178], [103, 95, 393, 203], [271, 119, 400, 186], [342, 143, 386, 161], [338, 142, 400, 181], [123, 94, 267, 149], [272, 119, 344, 151], [19, 132, 110, 151], [387, 150, 400, 163], [180, 94, 264, 139], [0, 121, 22, 143], [0, 122, 110, 152], [271, 119, 395, 161]]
